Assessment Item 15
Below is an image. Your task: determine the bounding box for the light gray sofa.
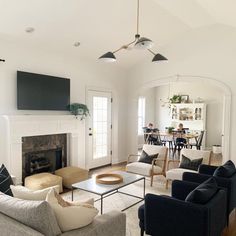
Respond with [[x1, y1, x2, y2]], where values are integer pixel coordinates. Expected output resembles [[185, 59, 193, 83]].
[[0, 193, 126, 236]]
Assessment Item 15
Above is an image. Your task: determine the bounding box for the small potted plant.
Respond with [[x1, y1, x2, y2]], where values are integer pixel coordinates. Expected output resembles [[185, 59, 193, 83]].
[[169, 95, 181, 104], [167, 127, 175, 134], [68, 103, 90, 120]]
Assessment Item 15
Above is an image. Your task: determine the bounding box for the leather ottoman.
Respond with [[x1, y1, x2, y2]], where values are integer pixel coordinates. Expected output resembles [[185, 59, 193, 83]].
[[55, 166, 89, 189], [25, 172, 63, 193]]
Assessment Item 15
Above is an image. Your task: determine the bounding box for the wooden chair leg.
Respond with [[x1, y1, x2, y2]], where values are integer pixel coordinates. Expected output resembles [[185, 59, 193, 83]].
[[166, 179, 169, 189], [140, 228, 144, 236], [150, 174, 154, 187]]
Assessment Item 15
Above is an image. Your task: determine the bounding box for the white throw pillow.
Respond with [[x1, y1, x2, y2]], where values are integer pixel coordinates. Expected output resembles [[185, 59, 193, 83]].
[[10, 185, 60, 201], [46, 189, 98, 232]]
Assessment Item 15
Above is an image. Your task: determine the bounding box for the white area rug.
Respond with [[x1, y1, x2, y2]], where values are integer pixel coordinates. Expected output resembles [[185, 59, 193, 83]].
[[61, 176, 170, 236]]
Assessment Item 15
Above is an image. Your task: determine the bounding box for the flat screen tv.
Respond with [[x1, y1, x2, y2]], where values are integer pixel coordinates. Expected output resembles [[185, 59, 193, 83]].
[[17, 71, 70, 110]]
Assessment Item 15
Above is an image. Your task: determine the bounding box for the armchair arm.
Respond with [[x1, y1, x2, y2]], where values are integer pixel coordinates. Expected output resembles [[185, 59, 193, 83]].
[[144, 193, 207, 236], [127, 154, 140, 163], [183, 172, 211, 184], [11, 175, 17, 185], [166, 159, 180, 170], [171, 180, 199, 200], [199, 164, 218, 175]]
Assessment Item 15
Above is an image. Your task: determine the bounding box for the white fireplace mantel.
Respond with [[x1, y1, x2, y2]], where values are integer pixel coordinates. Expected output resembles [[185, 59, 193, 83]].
[[0, 115, 86, 184]]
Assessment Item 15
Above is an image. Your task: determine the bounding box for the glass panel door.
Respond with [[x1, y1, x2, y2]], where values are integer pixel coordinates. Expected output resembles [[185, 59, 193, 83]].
[[87, 90, 112, 169]]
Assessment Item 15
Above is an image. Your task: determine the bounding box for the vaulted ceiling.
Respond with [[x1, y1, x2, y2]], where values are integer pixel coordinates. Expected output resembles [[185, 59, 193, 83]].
[[0, 0, 235, 67]]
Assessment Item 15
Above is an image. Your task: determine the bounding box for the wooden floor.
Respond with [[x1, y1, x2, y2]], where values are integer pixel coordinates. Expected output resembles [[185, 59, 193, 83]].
[[222, 211, 236, 236], [90, 162, 236, 236]]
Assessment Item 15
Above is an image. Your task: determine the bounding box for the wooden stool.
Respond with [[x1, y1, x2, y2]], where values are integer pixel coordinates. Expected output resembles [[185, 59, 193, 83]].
[[55, 166, 89, 189]]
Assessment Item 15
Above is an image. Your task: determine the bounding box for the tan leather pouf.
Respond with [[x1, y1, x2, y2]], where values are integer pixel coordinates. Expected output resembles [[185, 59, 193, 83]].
[[55, 166, 89, 189], [25, 173, 63, 193]]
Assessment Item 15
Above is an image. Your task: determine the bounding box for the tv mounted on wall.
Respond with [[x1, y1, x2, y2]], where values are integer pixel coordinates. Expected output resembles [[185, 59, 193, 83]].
[[17, 71, 70, 110]]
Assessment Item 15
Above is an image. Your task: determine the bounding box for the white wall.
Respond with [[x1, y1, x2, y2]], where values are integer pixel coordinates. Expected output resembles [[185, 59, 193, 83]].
[[0, 39, 128, 165], [126, 24, 235, 162], [155, 82, 223, 147]]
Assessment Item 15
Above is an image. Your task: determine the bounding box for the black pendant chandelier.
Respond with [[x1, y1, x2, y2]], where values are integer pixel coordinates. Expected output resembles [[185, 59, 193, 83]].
[[99, 0, 167, 63]]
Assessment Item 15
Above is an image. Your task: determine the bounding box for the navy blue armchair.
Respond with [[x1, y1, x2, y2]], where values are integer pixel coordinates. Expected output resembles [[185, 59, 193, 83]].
[[138, 180, 226, 236], [183, 164, 236, 222]]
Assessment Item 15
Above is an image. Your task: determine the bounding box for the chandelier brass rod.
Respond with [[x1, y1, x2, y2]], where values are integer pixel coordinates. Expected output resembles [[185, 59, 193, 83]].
[[136, 0, 140, 35]]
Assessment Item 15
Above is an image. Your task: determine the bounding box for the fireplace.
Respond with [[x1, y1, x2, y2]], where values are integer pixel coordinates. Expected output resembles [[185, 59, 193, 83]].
[[22, 134, 67, 181], [0, 115, 85, 185]]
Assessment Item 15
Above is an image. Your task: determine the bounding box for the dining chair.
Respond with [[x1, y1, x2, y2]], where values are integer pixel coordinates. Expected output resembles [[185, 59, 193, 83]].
[[172, 131, 187, 157], [190, 131, 205, 150]]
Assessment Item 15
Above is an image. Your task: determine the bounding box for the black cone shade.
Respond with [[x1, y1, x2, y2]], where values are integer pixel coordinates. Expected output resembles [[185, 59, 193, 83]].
[[152, 53, 168, 62], [99, 52, 116, 62]]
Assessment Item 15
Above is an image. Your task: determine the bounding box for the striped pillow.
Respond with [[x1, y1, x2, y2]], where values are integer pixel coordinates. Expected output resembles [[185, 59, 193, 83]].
[[0, 164, 13, 196]]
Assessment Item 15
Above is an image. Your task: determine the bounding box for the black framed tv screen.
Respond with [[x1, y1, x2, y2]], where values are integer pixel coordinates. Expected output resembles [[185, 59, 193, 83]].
[[17, 71, 70, 110]]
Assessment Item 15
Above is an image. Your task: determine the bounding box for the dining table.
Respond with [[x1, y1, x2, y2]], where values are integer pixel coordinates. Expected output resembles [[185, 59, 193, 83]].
[[144, 131, 199, 148]]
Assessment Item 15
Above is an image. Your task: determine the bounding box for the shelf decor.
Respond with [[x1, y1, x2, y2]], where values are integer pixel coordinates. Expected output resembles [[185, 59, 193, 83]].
[[169, 95, 181, 104], [180, 95, 189, 103]]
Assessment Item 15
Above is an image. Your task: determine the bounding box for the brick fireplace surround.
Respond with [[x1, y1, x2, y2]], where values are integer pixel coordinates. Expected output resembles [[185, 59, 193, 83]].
[[0, 115, 85, 184]]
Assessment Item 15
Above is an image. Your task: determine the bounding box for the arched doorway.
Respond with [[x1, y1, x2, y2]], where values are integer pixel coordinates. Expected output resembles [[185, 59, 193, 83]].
[[133, 74, 231, 163]]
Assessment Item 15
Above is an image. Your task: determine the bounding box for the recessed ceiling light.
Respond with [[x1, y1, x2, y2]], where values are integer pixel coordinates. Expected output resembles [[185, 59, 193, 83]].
[[25, 27, 35, 33], [74, 42, 80, 47]]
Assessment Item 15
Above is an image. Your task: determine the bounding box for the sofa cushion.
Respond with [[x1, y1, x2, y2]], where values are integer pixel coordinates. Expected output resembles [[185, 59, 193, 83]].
[[0, 164, 13, 196], [10, 185, 60, 201], [138, 151, 158, 164], [213, 160, 236, 178], [179, 155, 203, 171], [166, 168, 197, 181], [185, 177, 218, 204], [126, 162, 162, 176], [46, 189, 98, 232], [0, 192, 61, 236]]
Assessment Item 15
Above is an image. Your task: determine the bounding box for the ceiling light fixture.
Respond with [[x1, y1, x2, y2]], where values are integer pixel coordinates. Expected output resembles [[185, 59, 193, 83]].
[[74, 42, 81, 47], [25, 27, 35, 33], [99, 0, 167, 63]]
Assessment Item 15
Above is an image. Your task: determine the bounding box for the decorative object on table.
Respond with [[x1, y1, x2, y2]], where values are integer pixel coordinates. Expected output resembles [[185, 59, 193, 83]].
[[68, 103, 90, 120], [180, 95, 189, 103], [169, 95, 181, 104], [96, 173, 123, 185], [98, 0, 167, 63], [167, 126, 175, 133]]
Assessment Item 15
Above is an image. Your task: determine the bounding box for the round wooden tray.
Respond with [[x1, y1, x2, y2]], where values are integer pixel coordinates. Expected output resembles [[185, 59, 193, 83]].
[[96, 173, 123, 185]]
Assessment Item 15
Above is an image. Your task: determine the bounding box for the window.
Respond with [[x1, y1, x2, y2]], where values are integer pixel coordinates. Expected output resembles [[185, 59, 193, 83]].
[[138, 97, 146, 135]]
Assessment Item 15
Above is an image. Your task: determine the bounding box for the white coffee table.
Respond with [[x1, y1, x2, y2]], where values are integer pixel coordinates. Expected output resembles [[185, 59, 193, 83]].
[[72, 171, 145, 214]]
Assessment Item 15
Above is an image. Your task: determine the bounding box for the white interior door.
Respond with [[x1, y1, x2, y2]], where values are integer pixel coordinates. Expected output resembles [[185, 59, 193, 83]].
[[87, 90, 112, 169]]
